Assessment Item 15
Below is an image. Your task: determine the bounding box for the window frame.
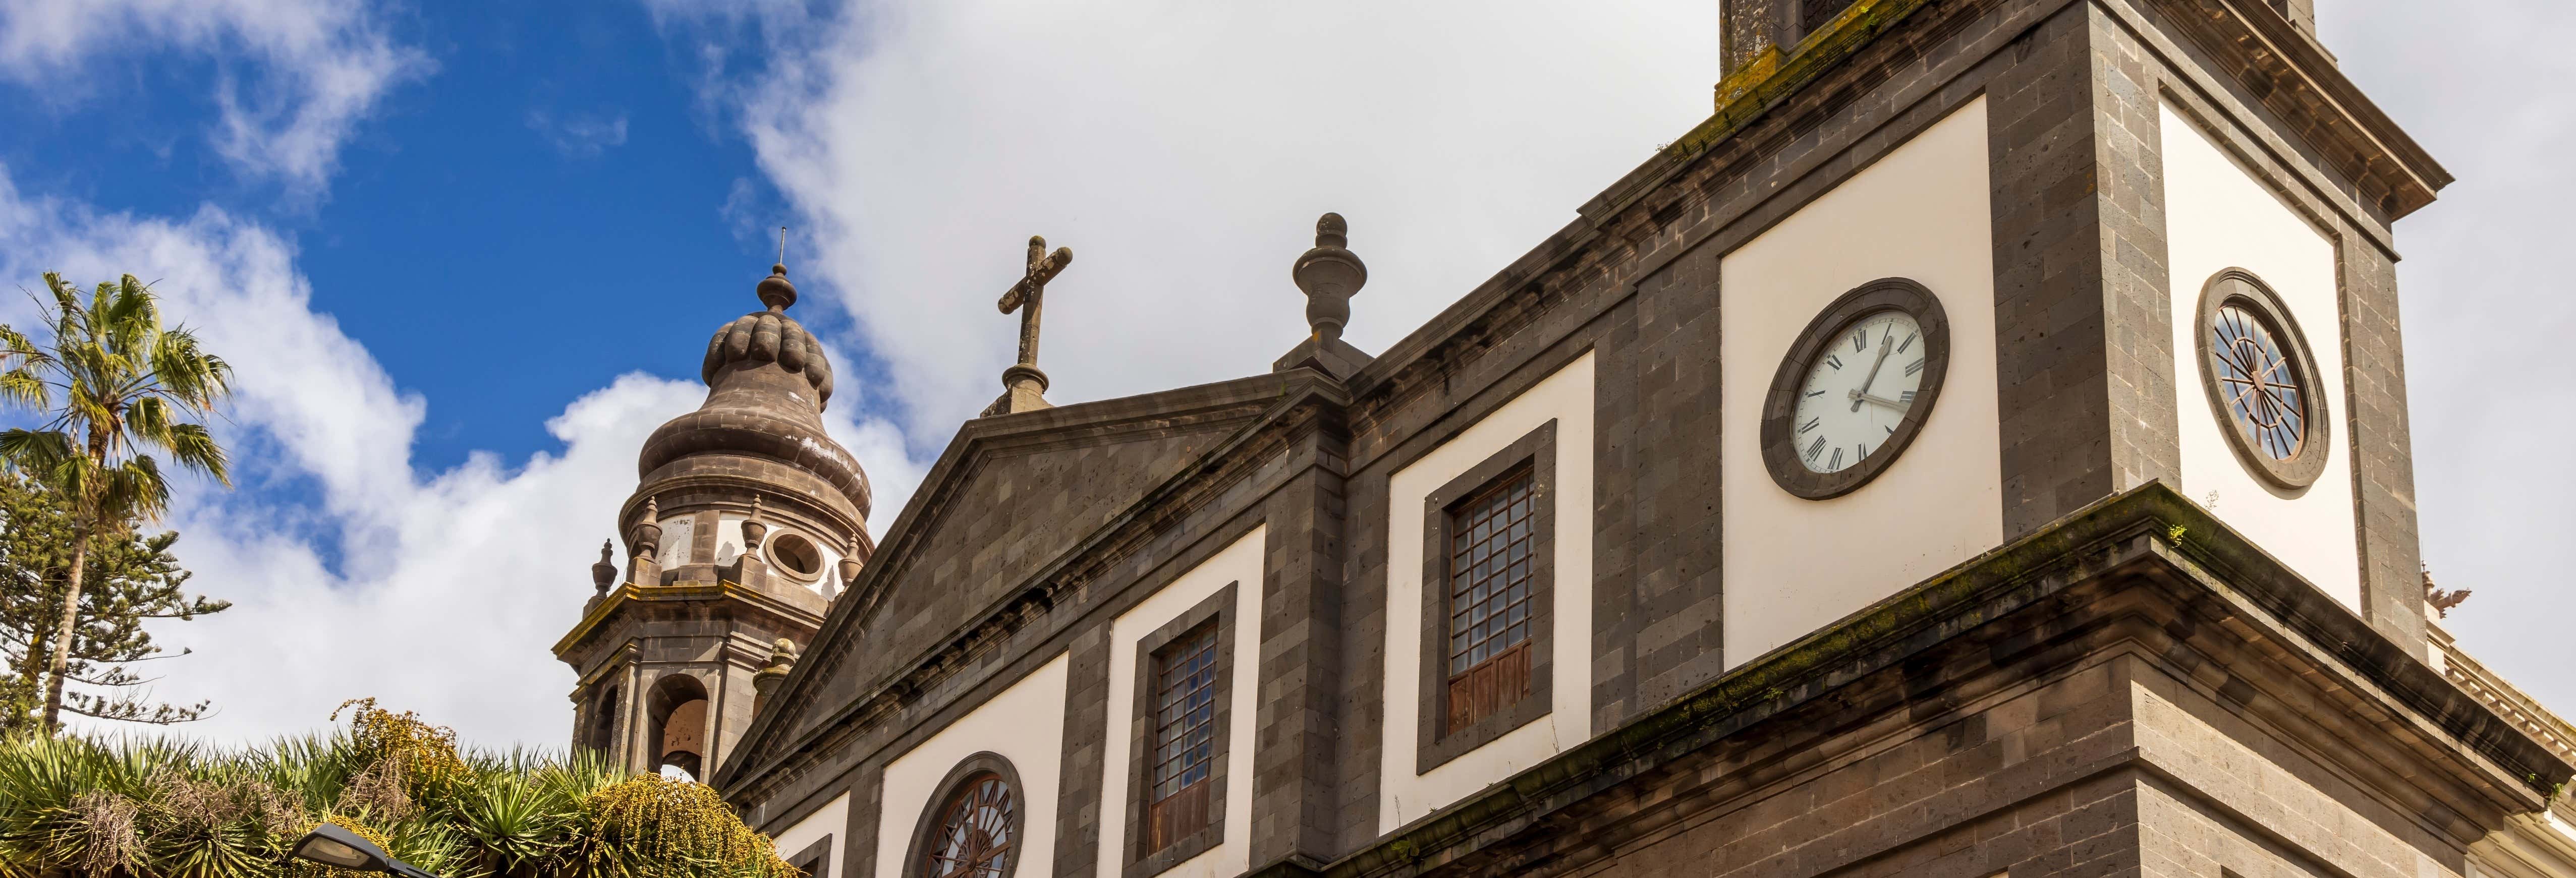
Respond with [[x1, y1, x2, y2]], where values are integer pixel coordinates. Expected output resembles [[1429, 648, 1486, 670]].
[[786, 835, 834, 878], [2193, 268, 2331, 490], [902, 752, 1025, 878], [1416, 419, 1558, 774], [1119, 582, 1239, 878]]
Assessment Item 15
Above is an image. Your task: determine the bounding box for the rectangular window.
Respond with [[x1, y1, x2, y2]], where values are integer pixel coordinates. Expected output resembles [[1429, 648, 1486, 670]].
[[1415, 419, 1558, 773], [1445, 469, 1537, 731], [1145, 624, 1219, 851], [1122, 581, 1237, 877]]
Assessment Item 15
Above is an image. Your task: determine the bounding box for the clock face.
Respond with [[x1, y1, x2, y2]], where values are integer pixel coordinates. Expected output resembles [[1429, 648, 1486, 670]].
[[2207, 303, 2304, 460], [1790, 311, 1927, 474], [1760, 278, 1950, 500]]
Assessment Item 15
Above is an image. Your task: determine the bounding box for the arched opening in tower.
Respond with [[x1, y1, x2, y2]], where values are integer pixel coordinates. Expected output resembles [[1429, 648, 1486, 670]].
[[646, 674, 710, 782], [583, 684, 621, 755]]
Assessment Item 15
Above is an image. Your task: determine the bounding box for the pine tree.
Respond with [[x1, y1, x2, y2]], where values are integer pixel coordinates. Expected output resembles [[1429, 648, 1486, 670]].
[[0, 470, 229, 733]]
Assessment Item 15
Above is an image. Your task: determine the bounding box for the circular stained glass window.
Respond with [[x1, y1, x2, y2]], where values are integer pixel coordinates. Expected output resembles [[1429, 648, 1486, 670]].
[[2208, 302, 2305, 460], [2193, 269, 2329, 489], [922, 772, 1014, 877]]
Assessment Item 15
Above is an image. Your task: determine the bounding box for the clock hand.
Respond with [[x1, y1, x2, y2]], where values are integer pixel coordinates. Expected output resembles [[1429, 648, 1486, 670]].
[[1851, 334, 1894, 412], [1847, 390, 1911, 412]]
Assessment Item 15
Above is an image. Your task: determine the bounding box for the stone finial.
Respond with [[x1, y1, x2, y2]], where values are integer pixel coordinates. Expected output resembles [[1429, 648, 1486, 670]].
[[752, 638, 800, 710], [1275, 212, 1376, 379], [591, 540, 618, 595], [742, 495, 768, 550], [756, 263, 798, 312], [1293, 212, 1367, 342], [837, 531, 865, 591], [631, 496, 663, 561]]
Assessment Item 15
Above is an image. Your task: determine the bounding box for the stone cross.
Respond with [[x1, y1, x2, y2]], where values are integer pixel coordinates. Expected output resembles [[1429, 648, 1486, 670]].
[[998, 235, 1073, 368], [987, 235, 1073, 415]]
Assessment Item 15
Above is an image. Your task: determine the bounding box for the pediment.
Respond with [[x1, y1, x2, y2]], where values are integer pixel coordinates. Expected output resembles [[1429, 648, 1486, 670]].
[[720, 371, 1332, 786]]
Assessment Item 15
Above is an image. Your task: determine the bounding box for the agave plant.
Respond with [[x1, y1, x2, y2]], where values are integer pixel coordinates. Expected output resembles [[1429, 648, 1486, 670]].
[[0, 701, 797, 878]]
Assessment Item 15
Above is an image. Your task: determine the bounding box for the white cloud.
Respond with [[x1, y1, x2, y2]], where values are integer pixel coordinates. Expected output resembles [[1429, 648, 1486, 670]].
[[657, 0, 1723, 441], [528, 110, 633, 158], [0, 166, 925, 746], [0, 0, 431, 196]]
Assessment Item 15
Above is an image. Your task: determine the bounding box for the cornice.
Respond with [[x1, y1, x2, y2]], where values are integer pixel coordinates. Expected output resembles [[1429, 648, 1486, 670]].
[[2144, 0, 2449, 219], [1279, 482, 2566, 878], [550, 579, 825, 660]]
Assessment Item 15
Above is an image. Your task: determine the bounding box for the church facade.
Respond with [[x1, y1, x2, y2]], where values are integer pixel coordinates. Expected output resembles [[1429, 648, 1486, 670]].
[[556, 1, 2576, 877]]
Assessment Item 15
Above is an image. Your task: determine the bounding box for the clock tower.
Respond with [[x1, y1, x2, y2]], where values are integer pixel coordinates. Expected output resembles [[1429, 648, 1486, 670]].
[[554, 263, 875, 780]]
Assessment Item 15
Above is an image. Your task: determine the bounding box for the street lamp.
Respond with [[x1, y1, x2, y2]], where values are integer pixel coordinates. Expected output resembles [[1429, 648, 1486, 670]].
[[286, 822, 443, 878]]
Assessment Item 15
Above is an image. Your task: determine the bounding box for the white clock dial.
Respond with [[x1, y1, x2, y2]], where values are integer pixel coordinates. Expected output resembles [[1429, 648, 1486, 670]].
[[1789, 311, 1927, 474]]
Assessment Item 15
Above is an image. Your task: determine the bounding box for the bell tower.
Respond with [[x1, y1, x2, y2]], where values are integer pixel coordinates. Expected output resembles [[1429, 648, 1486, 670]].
[[555, 262, 874, 780]]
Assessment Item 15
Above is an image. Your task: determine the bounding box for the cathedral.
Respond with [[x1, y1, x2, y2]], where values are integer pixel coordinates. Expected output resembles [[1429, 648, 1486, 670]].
[[553, 1, 2576, 877]]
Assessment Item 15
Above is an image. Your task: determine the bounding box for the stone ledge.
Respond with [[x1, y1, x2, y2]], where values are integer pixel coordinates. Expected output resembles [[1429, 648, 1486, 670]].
[[1310, 481, 2569, 877]]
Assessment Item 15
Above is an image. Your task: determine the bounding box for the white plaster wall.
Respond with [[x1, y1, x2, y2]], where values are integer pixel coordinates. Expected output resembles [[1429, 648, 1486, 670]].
[[715, 513, 749, 566], [1719, 97, 2003, 668], [658, 516, 695, 566], [1379, 352, 1596, 831], [873, 653, 1068, 878], [770, 791, 850, 878], [1094, 527, 1266, 877], [2159, 101, 2361, 610]]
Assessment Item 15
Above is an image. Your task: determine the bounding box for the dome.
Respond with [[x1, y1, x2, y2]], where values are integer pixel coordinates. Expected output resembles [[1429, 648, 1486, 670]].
[[637, 265, 871, 520], [700, 264, 835, 407]]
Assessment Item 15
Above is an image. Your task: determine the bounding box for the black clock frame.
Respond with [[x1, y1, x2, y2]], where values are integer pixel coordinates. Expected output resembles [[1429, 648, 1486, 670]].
[[1760, 277, 1953, 500], [2194, 268, 2330, 490]]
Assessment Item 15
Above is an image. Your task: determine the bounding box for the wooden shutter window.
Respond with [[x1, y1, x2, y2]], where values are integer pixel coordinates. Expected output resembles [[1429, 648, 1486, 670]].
[[1144, 623, 1220, 852], [1444, 468, 1537, 730]]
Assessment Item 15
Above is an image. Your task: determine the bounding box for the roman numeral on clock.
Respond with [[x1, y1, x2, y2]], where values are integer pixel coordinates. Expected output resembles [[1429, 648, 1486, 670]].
[[1853, 328, 1866, 351], [1897, 331, 1917, 353], [1805, 436, 1827, 462], [1903, 358, 1924, 377], [1799, 417, 1821, 434], [1899, 390, 1916, 403], [1826, 354, 1844, 370], [1829, 447, 1843, 469]]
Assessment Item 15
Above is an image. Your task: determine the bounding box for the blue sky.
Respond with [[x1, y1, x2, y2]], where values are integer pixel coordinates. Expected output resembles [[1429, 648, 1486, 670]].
[[2, 1, 827, 477], [0, 0, 2568, 748]]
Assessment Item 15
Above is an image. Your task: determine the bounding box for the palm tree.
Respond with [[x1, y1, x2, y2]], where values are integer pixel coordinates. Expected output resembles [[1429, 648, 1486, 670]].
[[0, 273, 231, 733], [0, 699, 800, 878]]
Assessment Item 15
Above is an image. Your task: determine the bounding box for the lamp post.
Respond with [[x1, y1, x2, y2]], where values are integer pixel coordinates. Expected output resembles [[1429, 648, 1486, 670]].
[[286, 822, 443, 878]]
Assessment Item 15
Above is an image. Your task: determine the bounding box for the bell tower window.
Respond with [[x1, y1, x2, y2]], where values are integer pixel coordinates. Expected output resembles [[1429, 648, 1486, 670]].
[[646, 674, 709, 781]]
